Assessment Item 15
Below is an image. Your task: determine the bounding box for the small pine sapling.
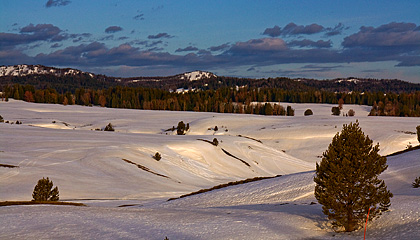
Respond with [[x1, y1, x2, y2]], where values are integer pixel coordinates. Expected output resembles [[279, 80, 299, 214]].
[[104, 123, 115, 131], [413, 176, 420, 188], [32, 177, 59, 201], [416, 125, 420, 144], [212, 138, 219, 146], [154, 152, 162, 161], [304, 109, 313, 116]]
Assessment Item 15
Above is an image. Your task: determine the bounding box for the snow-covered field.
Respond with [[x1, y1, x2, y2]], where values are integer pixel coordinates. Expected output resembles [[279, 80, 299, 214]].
[[1, 100, 419, 239]]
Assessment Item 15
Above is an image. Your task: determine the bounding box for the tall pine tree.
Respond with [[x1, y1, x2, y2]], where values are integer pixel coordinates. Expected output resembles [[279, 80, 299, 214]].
[[314, 121, 392, 232]]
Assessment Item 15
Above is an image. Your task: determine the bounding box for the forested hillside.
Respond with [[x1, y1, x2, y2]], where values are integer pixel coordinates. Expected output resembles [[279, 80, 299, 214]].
[[2, 65, 420, 117]]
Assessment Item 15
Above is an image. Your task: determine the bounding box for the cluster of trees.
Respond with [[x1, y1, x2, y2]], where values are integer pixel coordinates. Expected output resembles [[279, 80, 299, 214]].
[[4, 82, 420, 117], [369, 93, 420, 117]]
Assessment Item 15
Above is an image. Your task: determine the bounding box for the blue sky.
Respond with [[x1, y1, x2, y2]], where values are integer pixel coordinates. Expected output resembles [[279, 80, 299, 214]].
[[1, 0, 420, 82]]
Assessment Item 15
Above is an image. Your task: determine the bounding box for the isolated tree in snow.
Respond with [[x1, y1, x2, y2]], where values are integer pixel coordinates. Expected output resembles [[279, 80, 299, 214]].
[[104, 123, 115, 131], [331, 106, 340, 116], [286, 105, 294, 116], [314, 121, 392, 232], [304, 109, 313, 116], [413, 176, 420, 188], [416, 125, 420, 143], [154, 152, 162, 161], [177, 121, 186, 135], [32, 177, 59, 201]]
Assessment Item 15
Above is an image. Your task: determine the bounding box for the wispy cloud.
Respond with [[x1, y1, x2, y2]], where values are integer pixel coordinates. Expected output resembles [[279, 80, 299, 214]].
[[105, 26, 123, 34], [45, 0, 71, 8], [133, 13, 145, 21], [175, 46, 199, 52], [325, 23, 347, 36], [263, 23, 324, 37], [209, 43, 231, 52], [288, 39, 332, 48], [263, 23, 347, 37], [147, 33, 173, 39]]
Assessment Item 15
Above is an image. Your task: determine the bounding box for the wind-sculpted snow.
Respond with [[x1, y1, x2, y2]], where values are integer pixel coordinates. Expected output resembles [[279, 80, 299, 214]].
[[0, 100, 419, 239]]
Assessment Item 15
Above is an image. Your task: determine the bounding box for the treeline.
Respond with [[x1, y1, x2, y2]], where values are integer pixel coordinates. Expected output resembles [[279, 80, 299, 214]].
[[3, 83, 420, 117], [369, 92, 420, 117]]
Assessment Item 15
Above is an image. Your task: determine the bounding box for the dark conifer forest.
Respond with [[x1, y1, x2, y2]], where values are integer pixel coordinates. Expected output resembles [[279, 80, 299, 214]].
[[2, 68, 420, 117]]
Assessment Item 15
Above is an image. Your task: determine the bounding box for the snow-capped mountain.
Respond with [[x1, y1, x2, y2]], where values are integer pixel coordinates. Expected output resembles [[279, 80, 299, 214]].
[[179, 71, 217, 81], [0, 65, 95, 78]]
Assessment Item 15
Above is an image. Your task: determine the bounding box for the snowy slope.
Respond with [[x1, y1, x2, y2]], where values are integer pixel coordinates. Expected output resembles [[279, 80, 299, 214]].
[[0, 100, 419, 239], [179, 71, 216, 81], [0, 100, 314, 202], [0, 64, 93, 77], [0, 151, 418, 239]]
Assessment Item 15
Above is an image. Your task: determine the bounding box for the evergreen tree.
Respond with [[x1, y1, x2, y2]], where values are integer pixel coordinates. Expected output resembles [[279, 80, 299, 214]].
[[154, 152, 162, 161], [104, 123, 115, 131], [32, 177, 59, 201], [286, 105, 295, 116], [304, 109, 313, 116], [177, 121, 186, 135], [416, 125, 420, 143], [314, 121, 392, 232], [413, 176, 420, 188], [331, 106, 340, 116]]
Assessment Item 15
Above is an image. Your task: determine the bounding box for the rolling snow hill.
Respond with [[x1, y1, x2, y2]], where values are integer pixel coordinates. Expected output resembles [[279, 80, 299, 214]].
[[0, 100, 419, 239]]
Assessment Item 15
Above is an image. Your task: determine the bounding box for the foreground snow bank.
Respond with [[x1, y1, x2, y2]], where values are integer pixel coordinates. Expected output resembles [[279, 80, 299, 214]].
[[1, 100, 419, 239]]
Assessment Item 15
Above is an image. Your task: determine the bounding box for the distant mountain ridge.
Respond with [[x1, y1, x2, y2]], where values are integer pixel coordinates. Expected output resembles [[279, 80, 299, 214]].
[[0, 65, 216, 81], [0, 64, 94, 78], [1, 64, 420, 93]]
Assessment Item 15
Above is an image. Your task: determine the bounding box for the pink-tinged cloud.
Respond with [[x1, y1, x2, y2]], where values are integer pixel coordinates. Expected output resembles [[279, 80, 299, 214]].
[[231, 38, 288, 52], [343, 22, 420, 48]]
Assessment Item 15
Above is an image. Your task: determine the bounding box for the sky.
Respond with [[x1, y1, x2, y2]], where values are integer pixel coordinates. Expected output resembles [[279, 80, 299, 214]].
[[1, 0, 420, 82]]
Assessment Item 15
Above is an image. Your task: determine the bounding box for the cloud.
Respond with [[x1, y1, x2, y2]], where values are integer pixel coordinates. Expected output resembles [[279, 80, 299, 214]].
[[325, 23, 347, 36], [99, 35, 114, 41], [343, 22, 420, 48], [1, 22, 418, 77], [45, 0, 71, 8], [263, 23, 324, 37], [263, 23, 348, 38], [152, 5, 164, 12], [342, 22, 420, 66], [133, 14, 145, 21], [0, 23, 65, 49], [0, 49, 33, 65], [301, 64, 345, 72], [105, 26, 123, 34], [128, 40, 164, 48], [51, 43, 62, 48], [209, 43, 231, 52], [288, 39, 332, 48], [263, 25, 281, 37], [148, 33, 173, 39], [175, 46, 199, 52], [0, 23, 92, 51], [230, 38, 288, 53], [118, 36, 129, 41]]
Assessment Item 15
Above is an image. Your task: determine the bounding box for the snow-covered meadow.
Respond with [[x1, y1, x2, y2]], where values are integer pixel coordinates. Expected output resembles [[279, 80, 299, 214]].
[[1, 100, 419, 239]]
